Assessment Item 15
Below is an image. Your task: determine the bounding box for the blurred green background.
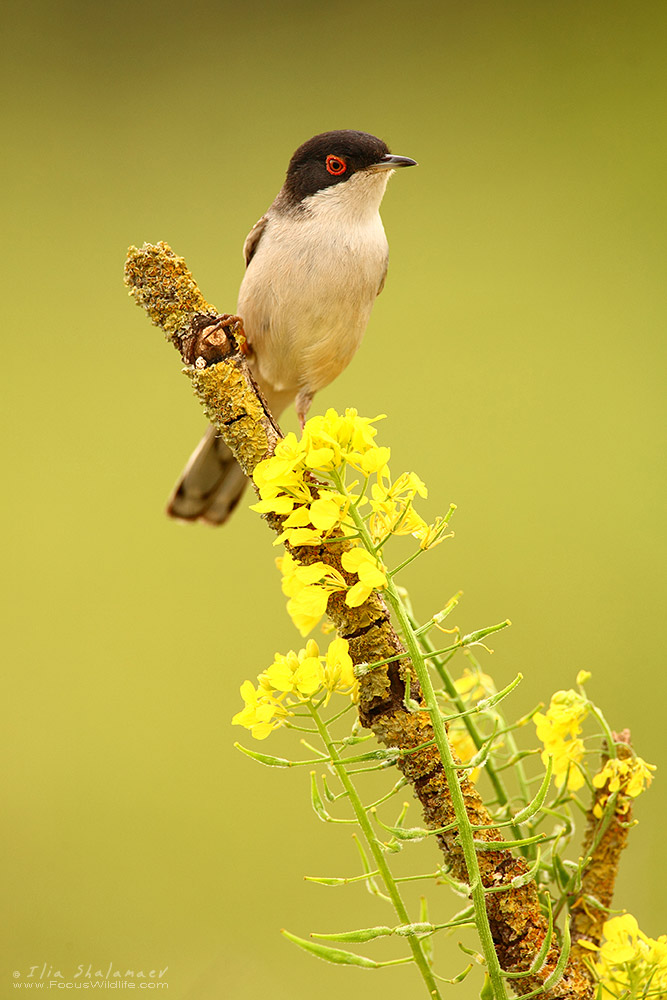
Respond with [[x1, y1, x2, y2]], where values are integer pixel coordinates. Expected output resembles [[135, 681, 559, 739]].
[[2, 0, 666, 996]]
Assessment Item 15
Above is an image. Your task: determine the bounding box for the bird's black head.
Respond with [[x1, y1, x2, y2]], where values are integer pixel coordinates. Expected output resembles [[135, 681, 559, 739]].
[[281, 130, 416, 204]]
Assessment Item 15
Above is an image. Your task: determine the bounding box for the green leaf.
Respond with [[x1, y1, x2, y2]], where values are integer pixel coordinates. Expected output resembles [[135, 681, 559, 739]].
[[473, 832, 546, 852], [467, 727, 498, 771], [320, 773, 337, 802], [415, 591, 462, 636], [441, 963, 473, 984], [458, 940, 484, 961], [340, 731, 374, 746], [483, 849, 543, 895], [234, 742, 293, 767], [437, 869, 472, 896], [447, 903, 475, 925], [552, 852, 572, 892], [282, 929, 381, 967], [496, 748, 541, 767], [310, 772, 330, 822], [393, 800, 410, 826], [476, 671, 522, 710], [480, 973, 495, 999], [508, 917, 571, 996], [513, 757, 553, 824], [282, 929, 413, 969], [312, 925, 395, 943], [342, 747, 402, 765], [419, 896, 433, 964], [542, 915, 570, 991], [353, 834, 391, 902], [511, 847, 542, 889], [312, 922, 437, 943], [373, 811, 457, 841], [304, 870, 381, 886], [504, 892, 554, 979], [432, 963, 475, 985], [461, 620, 512, 648], [383, 837, 403, 854], [530, 894, 555, 977], [394, 922, 437, 937]]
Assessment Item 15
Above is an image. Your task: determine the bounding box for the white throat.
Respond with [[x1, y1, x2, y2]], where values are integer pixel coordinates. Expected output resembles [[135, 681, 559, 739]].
[[301, 168, 393, 225]]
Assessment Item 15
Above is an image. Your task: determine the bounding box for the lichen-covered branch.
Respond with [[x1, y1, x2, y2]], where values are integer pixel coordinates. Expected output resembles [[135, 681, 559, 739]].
[[571, 732, 635, 965], [124, 241, 598, 998]]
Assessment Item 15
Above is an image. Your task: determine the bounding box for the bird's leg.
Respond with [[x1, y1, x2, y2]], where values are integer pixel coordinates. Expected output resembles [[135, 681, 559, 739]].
[[295, 388, 314, 431]]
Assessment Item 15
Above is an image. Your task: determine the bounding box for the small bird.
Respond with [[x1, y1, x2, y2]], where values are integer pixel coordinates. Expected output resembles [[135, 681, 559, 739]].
[[167, 129, 417, 524]]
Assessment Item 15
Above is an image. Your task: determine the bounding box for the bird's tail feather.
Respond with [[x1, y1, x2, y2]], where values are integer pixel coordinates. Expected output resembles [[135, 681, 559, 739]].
[[166, 426, 248, 526]]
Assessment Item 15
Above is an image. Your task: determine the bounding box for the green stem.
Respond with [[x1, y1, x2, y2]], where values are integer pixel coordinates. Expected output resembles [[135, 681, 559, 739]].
[[586, 702, 618, 760], [336, 477, 508, 1000], [413, 626, 522, 828], [382, 577, 508, 1000], [307, 702, 443, 1000], [466, 652, 534, 822]]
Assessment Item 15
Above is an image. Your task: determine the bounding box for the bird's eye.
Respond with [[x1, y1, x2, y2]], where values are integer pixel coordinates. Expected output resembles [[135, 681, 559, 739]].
[[326, 155, 347, 176]]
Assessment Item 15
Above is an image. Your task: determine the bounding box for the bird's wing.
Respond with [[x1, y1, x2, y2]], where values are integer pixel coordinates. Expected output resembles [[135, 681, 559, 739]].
[[243, 214, 269, 267]]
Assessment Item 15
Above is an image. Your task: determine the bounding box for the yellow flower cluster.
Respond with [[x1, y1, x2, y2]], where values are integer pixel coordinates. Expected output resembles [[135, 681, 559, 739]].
[[368, 470, 451, 550], [277, 548, 387, 636], [534, 689, 589, 791], [592, 755, 656, 819], [251, 408, 387, 545], [232, 637, 357, 740], [581, 914, 667, 998], [251, 410, 389, 633], [251, 408, 447, 635]]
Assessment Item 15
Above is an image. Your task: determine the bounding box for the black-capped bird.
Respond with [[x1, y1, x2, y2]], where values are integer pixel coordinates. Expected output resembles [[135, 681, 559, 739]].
[[167, 129, 417, 525]]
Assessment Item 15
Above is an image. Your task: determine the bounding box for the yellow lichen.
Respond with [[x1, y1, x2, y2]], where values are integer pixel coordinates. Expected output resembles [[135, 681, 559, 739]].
[[124, 242, 215, 338], [188, 363, 269, 473]]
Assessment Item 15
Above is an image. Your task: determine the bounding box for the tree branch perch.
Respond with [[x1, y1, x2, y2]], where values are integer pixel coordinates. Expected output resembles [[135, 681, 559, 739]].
[[124, 240, 621, 998]]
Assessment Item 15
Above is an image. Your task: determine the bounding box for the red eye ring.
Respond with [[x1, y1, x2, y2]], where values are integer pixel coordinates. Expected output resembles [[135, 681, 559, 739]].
[[326, 154, 347, 176]]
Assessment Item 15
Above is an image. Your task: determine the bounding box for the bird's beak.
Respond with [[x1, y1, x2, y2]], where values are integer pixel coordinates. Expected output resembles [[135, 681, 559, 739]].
[[370, 153, 418, 171]]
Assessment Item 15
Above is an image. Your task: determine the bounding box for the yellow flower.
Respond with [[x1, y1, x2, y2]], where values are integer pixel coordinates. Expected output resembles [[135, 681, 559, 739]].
[[261, 640, 325, 699], [252, 432, 310, 501], [352, 445, 391, 475], [279, 553, 325, 595], [368, 470, 432, 545], [273, 506, 321, 546], [233, 638, 360, 738], [592, 756, 656, 819], [417, 516, 454, 551], [272, 487, 351, 548], [448, 726, 481, 782], [310, 491, 350, 531], [589, 914, 667, 998], [537, 689, 588, 739], [341, 547, 387, 607], [250, 494, 297, 515], [304, 446, 337, 470], [286, 584, 333, 636], [302, 408, 385, 471], [280, 527, 325, 547], [534, 688, 589, 791], [387, 471, 428, 500], [231, 681, 290, 740], [322, 637, 358, 703], [277, 552, 346, 635], [455, 668, 495, 702], [391, 504, 430, 539]]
